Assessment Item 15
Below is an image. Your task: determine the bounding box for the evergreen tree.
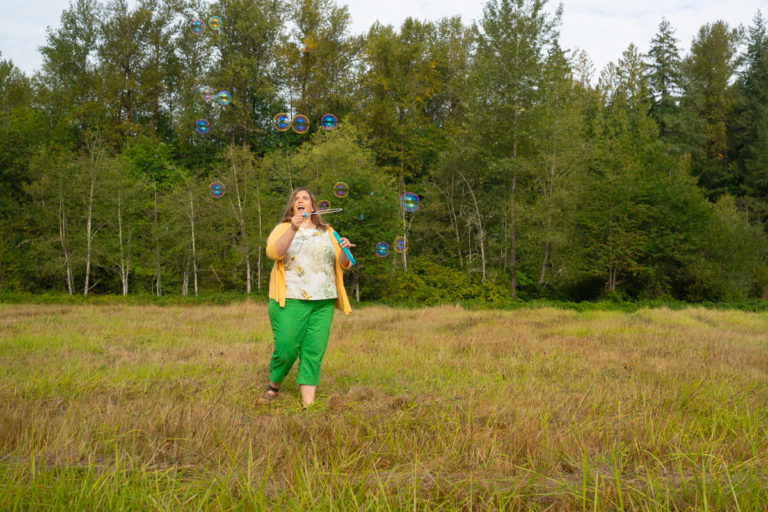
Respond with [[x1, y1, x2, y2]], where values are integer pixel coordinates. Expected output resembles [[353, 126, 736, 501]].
[[729, 11, 768, 223], [645, 18, 691, 159], [680, 21, 742, 198], [37, 0, 103, 146], [526, 43, 585, 291], [576, 45, 659, 296], [280, 0, 359, 123], [208, 0, 285, 147]]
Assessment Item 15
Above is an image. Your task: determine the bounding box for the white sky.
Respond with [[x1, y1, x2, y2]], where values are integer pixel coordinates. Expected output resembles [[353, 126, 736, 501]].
[[1, 0, 764, 77]]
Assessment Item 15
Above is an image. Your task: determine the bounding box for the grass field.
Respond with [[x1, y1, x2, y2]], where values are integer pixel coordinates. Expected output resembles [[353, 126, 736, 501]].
[[1, 302, 767, 510]]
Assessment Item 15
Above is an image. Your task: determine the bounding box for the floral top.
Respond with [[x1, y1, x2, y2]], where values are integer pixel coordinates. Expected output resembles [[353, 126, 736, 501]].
[[284, 226, 338, 300]]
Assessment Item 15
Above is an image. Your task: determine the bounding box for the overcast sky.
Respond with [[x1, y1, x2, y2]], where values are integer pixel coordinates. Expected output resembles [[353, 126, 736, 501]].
[[1, 0, 764, 77]]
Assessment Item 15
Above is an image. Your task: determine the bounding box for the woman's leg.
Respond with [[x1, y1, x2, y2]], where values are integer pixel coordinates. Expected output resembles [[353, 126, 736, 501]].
[[296, 299, 335, 405], [299, 384, 316, 406], [267, 299, 311, 387]]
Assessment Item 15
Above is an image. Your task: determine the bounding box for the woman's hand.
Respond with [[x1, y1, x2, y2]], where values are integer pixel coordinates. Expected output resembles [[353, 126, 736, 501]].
[[338, 237, 356, 266], [290, 212, 305, 231]]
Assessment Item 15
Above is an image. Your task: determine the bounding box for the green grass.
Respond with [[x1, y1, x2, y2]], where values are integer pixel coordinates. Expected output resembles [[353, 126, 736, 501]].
[[2, 290, 768, 313], [1, 303, 767, 510]]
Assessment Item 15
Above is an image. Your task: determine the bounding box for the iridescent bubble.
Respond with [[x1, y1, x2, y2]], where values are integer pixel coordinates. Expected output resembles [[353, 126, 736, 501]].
[[209, 181, 225, 198], [190, 19, 205, 34], [200, 85, 215, 102], [400, 192, 420, 212], [273, 113, 291, 131], [217, 90, 232, 106], [317, 200, 330, 211], [208, 16, 222, 30], [333, 182, 348, 198], [359, 214, 364, 220], [320, 113, 337, 130], [370, 191, 375, 196], [375, 242, 390, 257], [196, 118, 210, 134], [394, 236, 408, 253], [292, 114, 309, 134]]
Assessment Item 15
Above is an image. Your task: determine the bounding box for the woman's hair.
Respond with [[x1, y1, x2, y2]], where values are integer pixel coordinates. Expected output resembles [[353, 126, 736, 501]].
[[280, 187, 329, 229]]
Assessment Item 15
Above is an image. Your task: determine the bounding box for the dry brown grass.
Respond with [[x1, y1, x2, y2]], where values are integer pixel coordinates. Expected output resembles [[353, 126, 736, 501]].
[[1, 302, 767, 510]]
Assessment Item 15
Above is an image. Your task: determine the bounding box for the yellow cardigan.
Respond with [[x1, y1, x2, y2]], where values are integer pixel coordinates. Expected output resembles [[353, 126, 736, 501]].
[[266, 222, 352, 314]]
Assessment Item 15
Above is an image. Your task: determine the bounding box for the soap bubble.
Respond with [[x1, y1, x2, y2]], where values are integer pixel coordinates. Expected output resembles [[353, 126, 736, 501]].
[[375, 242, 390, 257], [200, 85, 215, 102], [209, 181, 225, 198], [190, 19, 205, 34], [333, 182, 348, 198], [273, 113, 291, 131], [400, 192, 419, 212], [320, 113, 337, 130], [196, 118, 210, 134], [292, 114, 309, 134], [394, 236, 408, 253], [317, 200, 330, 210], [208, 16, 222, 30], [216, 90, 232, 106]]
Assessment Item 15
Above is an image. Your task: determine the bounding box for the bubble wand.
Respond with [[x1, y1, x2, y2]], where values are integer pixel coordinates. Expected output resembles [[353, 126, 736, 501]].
[[303, 210, 356, 265], [303, 208, 343, 215]]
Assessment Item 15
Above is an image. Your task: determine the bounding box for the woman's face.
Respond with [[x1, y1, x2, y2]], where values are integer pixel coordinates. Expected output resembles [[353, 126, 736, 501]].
[[292, 190, 314, 217]]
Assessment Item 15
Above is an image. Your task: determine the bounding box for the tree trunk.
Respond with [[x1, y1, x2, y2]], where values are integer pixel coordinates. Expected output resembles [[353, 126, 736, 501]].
[[400, 146, 408, 273], [83, 157, 96, 297], [509, 171, 518, 300], [256, 180, 263, 292], [152, 177, 162, 296], [607, 212, 615, 294], [538, 243, 550, 286], [440, 177, 463, 267], [509, 91, 520, 299], [451, 202, 463, 267], [117, 189, 129, 296], [458, 171, 486, 283], [58, 184, 74, 295], [230, 158, 251, 294], [182, 256, 189, 296], [188, 187, 199, 296], [502, 213, 507, 272]]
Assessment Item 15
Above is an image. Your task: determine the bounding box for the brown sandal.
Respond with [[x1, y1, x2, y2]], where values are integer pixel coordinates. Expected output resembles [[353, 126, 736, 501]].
[[258, 384, 280, 404]]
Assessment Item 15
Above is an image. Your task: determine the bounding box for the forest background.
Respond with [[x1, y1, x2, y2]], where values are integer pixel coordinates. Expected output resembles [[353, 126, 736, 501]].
[[1, 0, 767, 305]]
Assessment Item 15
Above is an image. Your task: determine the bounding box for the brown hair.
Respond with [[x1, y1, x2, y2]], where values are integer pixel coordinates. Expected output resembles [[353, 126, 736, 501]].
[[280, 187, 329, 229]]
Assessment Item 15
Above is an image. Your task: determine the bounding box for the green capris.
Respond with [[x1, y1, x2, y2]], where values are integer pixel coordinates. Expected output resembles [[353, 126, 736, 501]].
[[268, 298, 335, 386]]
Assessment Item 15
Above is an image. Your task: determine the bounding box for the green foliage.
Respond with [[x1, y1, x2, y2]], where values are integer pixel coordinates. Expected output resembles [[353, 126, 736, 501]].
[[681, 21, 742, 198], [729, 12, 768, 222], [1, 0, 767, 303], [369, 256, 509, 305], [688, 195, 768, 300], [123, 136, 177, 186]]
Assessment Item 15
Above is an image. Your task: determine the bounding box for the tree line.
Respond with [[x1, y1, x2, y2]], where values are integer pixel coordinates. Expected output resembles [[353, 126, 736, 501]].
[[0, 0, 767, 302]]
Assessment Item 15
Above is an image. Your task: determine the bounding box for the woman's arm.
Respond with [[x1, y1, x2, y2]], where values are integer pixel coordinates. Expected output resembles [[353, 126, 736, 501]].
[[336, 236, 356, 268], [271, 224, 298, 259], [266, 214, 304, 260]]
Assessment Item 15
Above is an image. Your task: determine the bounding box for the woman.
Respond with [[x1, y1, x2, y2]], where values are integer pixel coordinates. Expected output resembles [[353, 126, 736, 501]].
[[260, 187, 355, 408]]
